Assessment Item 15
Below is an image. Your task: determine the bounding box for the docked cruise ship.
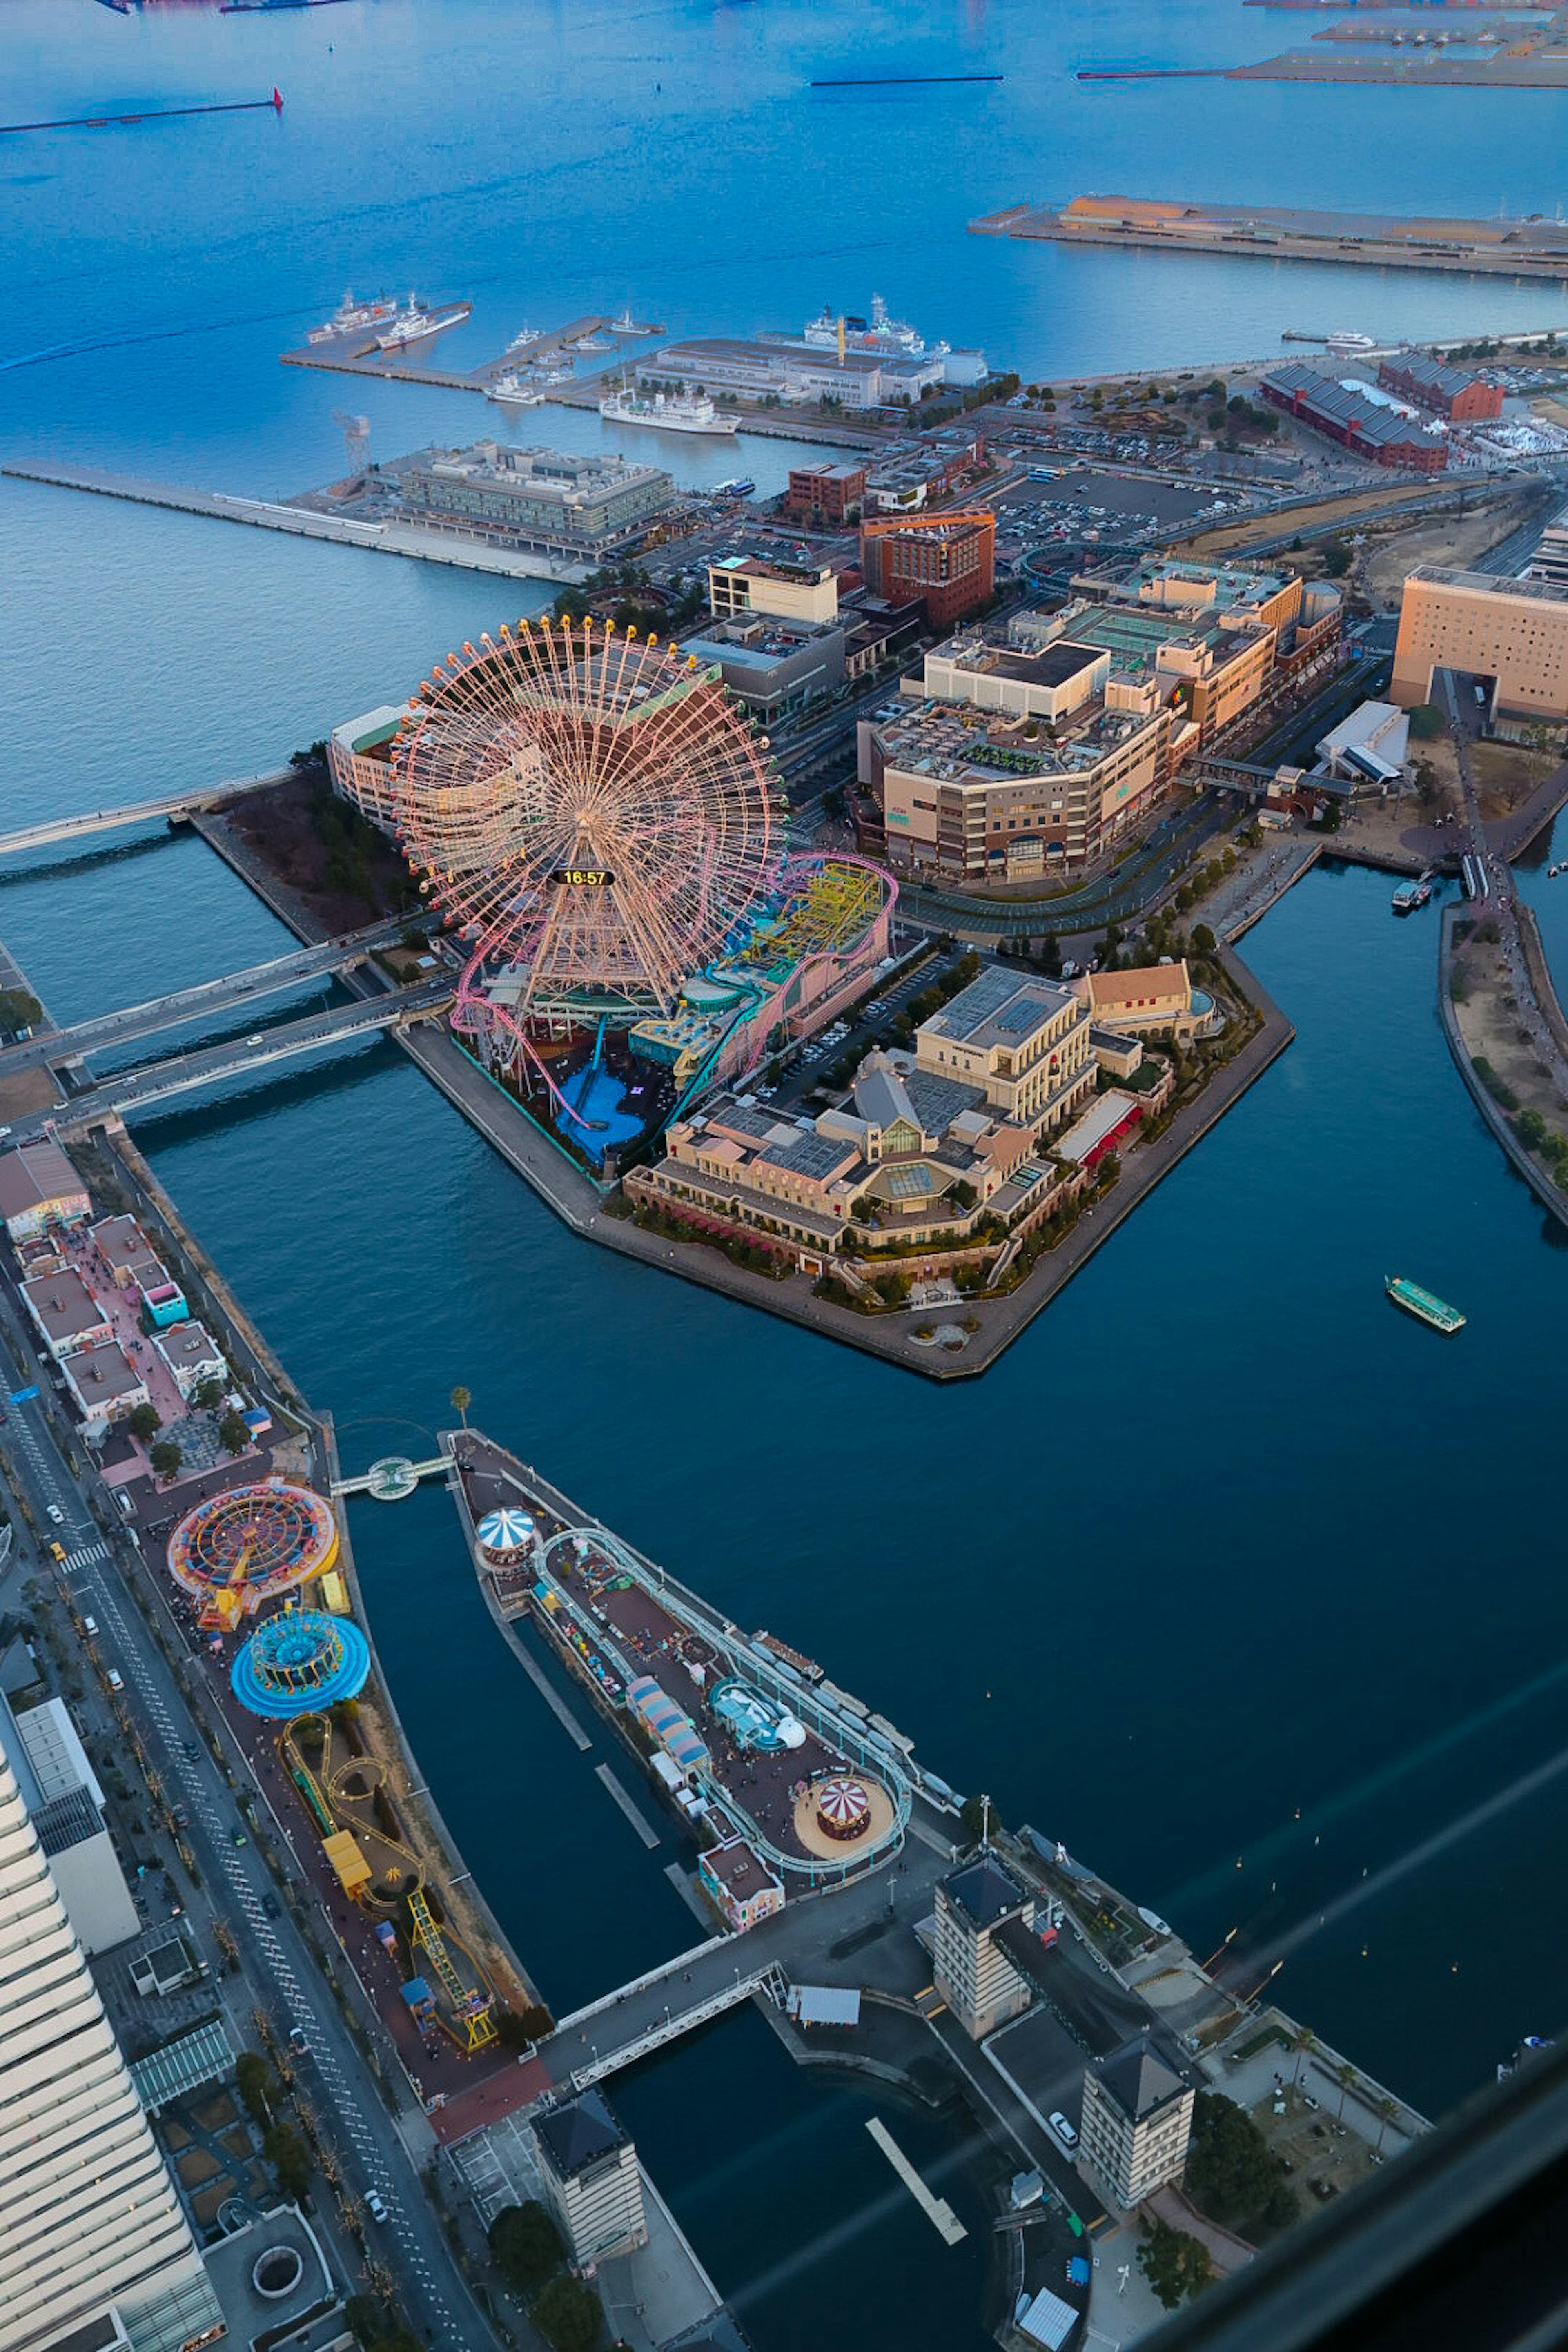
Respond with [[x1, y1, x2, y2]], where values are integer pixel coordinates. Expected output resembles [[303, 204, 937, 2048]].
[[801, 292, 949, 362], [599, 385, 739, 436]]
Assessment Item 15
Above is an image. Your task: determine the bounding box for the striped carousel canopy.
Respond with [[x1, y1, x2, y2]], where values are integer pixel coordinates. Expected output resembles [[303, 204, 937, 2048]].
[[477, 1506, 537, 1552]]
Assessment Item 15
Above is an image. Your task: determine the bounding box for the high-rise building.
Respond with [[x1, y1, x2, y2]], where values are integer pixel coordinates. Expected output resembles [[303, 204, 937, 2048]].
[[0, 1755, 221, 2352], [933, 1854, 1036, 2039], [860, 514, 996, 630], [533, 2089, 647, 2267], [1078, 2031, 1197, 2210]]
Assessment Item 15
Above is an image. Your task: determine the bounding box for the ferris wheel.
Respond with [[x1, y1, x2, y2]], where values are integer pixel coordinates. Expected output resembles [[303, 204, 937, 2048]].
[[388, 619, 782, 1022]]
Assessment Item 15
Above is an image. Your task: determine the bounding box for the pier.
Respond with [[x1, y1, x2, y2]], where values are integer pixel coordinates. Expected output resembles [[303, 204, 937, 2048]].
[[278, 314, 616, 391], [2, 463, 593, 585]]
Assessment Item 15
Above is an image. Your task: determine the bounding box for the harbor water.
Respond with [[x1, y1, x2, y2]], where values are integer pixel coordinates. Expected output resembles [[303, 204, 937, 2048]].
[[8, 1, 1568, 2339]]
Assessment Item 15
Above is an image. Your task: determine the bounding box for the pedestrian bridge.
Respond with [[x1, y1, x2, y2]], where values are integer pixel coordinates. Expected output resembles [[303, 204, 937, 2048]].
[[0, 768, 290, 859], [551, 1961, 791, 2093], [0, 919, 410, 1075]]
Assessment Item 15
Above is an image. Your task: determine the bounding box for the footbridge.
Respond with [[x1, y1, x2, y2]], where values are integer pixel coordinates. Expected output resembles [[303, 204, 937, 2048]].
[[537, 1937, 791, 2092], [16, 977, 450, 1137], [0, 919, 413, 1075], [0, 768, 291, 859]]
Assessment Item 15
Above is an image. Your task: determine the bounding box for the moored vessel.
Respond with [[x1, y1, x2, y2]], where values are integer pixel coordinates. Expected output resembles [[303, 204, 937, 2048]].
[[1391, 875, 1432, 914], [306, 290, 398, 344], [374, 296, 472, 350], [1385, 1275, 1465, 1334], [1326, 330, 1377, 355], [487, 372, 547, 407], [609, 309, 665, 336], [599, 385, 739, 436]]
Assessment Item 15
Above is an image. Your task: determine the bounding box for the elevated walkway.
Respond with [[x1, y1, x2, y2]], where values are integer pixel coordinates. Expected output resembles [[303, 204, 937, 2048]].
[[0, 766, 289, 857], [0, 919, 409, 1074]]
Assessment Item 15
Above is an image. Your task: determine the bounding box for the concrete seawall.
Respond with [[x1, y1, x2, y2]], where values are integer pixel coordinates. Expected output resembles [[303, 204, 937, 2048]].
[[1437, 903, 1568, 1233]]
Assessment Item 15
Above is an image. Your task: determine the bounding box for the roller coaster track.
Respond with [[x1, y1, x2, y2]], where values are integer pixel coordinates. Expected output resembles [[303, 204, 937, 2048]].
[[408, 1886, 497, 2052]]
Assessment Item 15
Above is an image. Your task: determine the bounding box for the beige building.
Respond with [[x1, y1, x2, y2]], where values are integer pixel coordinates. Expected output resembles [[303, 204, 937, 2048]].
[[1080, 961, 1204, 1045], [707, 554, 840, 625], [1078, 2032, 1197, 2210], [327, 702, 411, 832], [933, 1855, 1036, 2039], [533, 2090, 647, 2267], [916, 967, 1096, 1130], [0, 1144, 91, 1245], [1392, 567, 1568, 720]]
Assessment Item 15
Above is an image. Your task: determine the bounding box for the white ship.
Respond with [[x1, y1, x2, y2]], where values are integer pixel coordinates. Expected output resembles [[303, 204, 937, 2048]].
[[801, 291, 949, 362], [566, 332, 617, 355], [487, 373, 547, 407], [507, 323, 539, 352], [1326, 330, 1378, 356], [599, 385, 739, 436], [609, 309, 666, 337], [306, 290, 398, 345], [374, 296, 472, 350]]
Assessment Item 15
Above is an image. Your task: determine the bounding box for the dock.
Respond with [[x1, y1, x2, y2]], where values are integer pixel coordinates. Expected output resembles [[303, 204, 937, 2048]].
[[971, 195, 1568, 281], [278, 313, 617, 392], [2, 462, 592, 584]]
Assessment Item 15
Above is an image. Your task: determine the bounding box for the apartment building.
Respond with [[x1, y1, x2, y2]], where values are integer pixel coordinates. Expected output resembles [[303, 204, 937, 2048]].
[[1391, 566, 1568, 720], [1078, 2031, 1197, 2209], [0, 1752, 221, 2352]]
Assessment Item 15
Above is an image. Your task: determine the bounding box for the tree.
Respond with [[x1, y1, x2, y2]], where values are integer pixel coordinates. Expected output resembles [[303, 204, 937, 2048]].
[[1291, 2026, 1317, 2087], [1185, 2093, 1295, 2237], [191, 1374, 225, 1412], [489, 2199, 565, 2294], [262, 2121, 313, 2202], [1334, 2059, 1358, 2121], [531, 2275, 603, 2352], [149, 1437, 183, 1483], [218, 1408, 250, 1457], [126, 1401, 162, 1442], [1408, 703, 1445, 741], [948, 1180, 978, 1212], [450, 1383, 471, 1429], [1373, 2094, 1400, 2153], [1137, 2214, 1212, 2310], [1191, 923, 1216, 958], [235, 2049, 275, 2124], [1322, 540, 1352, 579], [0, 987, 42, 1033]]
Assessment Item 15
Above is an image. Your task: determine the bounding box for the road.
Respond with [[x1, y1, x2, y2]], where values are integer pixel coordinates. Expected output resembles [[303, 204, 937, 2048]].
[[0, 918, 410, 1076], [0, 1268, 488, 2347], [7, 978, 451, 1139]]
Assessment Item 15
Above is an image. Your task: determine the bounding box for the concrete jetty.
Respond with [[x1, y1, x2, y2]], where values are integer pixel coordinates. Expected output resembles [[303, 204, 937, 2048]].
[[2, 462, 590, 584], [971, 195, 1568, 280]]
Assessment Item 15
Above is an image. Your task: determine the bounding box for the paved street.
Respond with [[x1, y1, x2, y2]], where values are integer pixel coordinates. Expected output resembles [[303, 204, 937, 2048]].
[[0, 1277, 491, 2349]]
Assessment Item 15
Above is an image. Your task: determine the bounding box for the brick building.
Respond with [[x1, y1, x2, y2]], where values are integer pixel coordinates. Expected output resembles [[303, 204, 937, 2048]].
[[860, 513, 995, 629], [1258, 364, 1449, 474], [783, 460, 869, 528], [1376, 351, 1503, 424]]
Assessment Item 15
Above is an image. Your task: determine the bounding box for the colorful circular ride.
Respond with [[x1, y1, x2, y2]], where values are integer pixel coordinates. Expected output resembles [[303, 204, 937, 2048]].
[[231, 1607, 371, 1720], [476, 1505, 537, 1562], [168, 1480, 339, 1631], [388, 621, 782, 1053], [813, 1777, 873, 1842]]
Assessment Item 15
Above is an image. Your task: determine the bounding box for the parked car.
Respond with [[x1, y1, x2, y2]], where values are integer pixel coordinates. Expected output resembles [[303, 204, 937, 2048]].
[[1048, 2111, 1079, 2151], [262, 1892, 281, 1919], [106, 1669, 124, 1693]]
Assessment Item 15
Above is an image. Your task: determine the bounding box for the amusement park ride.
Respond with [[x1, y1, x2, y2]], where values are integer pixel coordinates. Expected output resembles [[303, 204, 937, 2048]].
[[384, 617, 894, 1167]]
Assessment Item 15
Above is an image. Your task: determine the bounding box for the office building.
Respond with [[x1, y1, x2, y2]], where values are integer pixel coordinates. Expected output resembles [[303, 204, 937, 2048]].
[[706, 554, 841, 625], [1078, 2031, 1197, 2209], [681, 617, 847, 722], [782, 460, 868, 528], [933, 1853, 1036, 2039], [860, 513, 995, 629], [1376, 351, 1502, 424], [1258, 364, 1449, 473], [0, 1751, 221, 2352], [533, 2089, 647, 2267], [399, 443, 674, 558], [1391, 567, 1568, 719]]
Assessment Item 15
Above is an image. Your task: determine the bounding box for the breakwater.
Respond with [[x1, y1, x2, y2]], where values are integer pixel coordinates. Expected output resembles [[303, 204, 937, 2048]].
[[971, 196, 1568, 280]]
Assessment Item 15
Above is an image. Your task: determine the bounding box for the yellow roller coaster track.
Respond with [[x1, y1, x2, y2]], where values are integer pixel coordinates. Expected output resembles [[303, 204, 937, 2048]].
[[408, 1886, 497, 2053]]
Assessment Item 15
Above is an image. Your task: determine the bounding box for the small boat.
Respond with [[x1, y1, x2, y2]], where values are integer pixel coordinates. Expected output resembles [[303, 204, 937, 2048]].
[[1385, 1275, 1465, 1335], [507, 323, 539, 352], [609, 309, 665, 336], [1326, 330, 1377, 356], [713, 477, 756, 498], [1391, 876, 1432, 915]]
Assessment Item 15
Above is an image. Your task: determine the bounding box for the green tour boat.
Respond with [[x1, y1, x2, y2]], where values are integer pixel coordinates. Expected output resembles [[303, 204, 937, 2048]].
[[1385, 1276, 1466, 1335]]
